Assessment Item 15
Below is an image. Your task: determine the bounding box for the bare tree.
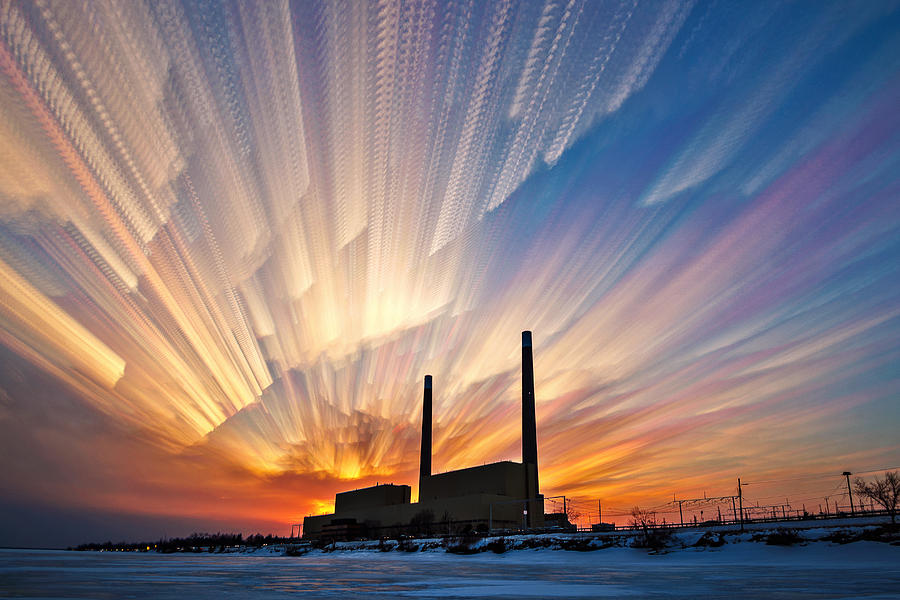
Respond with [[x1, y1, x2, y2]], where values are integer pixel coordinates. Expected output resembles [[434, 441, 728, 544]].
[[630, 506, 671, 551], [854, 471, 900, 524], [565, 503, 581, 527], [630, 506, 658, 531]]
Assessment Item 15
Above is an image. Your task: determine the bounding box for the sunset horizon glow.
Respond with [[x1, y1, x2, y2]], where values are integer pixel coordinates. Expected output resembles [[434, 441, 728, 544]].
[[1, 0, 899, 547]]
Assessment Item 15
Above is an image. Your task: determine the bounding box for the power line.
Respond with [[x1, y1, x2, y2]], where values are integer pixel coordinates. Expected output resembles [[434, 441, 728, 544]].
[[743, 474, 839, 485], [743, 483, 847, 501], [853, 466, 900, 476], [743, 466, 899, 485], [557, 466, 900, 524]]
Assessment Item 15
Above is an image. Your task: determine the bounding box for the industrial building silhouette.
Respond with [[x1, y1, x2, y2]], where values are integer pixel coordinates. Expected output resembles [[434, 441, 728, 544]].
[[303, 331, 545, 539]]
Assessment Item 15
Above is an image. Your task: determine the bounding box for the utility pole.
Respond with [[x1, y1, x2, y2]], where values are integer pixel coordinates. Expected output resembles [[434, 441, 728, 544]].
[[598, 500, 602, 525], [676, 499, 685, 526], [842, 472, 854, 515], [737, 478, 744, 532]]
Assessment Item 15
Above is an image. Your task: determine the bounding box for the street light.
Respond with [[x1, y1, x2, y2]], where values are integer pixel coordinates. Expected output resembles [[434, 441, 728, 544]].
[[842, 472, 854, 515]]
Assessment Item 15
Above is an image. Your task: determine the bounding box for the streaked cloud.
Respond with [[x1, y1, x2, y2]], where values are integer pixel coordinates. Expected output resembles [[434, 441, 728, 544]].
[[1, 0, 898, 539]]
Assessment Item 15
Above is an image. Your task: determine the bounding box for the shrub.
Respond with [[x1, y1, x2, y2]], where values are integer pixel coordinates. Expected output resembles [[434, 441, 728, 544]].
[[821, 529, 860, 545], [445, 541, 480, 555], [765, 528, 803, 546], [284, 545, 308, 556], [822, 525, 900, 545], [559, 538, 596, 552], [445, 532, 480, 554], [693, 532, 726, 548], [311, 538, 331, 550], [631, 529, 672, 551]]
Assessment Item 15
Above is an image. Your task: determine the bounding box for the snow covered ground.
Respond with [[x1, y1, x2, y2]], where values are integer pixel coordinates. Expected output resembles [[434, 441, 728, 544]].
[[282, 520, 899, 555], [2, 525, 899, 598]]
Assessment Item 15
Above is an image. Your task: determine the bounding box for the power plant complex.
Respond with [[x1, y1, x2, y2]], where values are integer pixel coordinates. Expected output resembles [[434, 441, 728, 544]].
[[303, 331, 545, 539]]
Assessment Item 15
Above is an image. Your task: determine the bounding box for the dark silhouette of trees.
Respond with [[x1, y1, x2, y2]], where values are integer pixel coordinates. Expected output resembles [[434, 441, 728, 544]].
[[440, 510, 453, 535], [71, 531, 296, 553], [410, 509, 435, 536], [854, 471, 900, 524]]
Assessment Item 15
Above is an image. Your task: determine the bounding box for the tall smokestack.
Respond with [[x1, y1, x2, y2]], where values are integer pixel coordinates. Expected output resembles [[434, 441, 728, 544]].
[[419, 375, 432, 488], [522, 331, 538, 487]]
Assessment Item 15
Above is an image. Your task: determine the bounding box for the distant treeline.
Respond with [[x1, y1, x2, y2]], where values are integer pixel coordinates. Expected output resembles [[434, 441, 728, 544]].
[[69, 532, 293, 553]]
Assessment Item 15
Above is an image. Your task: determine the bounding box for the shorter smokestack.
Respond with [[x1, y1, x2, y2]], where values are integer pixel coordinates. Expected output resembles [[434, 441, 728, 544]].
[[419, 375, 432, 487]]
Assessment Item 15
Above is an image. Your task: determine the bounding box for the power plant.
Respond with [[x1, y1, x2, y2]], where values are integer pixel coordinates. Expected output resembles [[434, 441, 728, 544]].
[[303, 331, 545, 539]]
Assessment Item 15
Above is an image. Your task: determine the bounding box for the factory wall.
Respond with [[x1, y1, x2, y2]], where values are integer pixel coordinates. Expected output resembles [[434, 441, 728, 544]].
[[302, 490, 539, 538], [335, 483, 410, 512], [420, 462, 527, 501]]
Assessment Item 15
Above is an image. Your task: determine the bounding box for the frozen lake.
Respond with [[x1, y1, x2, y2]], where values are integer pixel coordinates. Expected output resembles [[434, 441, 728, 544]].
[[1, 543, 899, 599]]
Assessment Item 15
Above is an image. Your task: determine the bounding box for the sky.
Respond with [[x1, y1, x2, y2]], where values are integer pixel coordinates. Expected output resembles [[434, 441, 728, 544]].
[[0, 0, 899, 548]]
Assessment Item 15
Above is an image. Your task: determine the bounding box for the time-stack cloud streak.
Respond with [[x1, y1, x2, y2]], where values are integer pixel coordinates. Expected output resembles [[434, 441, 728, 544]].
[[0, 0, 899, 538]]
